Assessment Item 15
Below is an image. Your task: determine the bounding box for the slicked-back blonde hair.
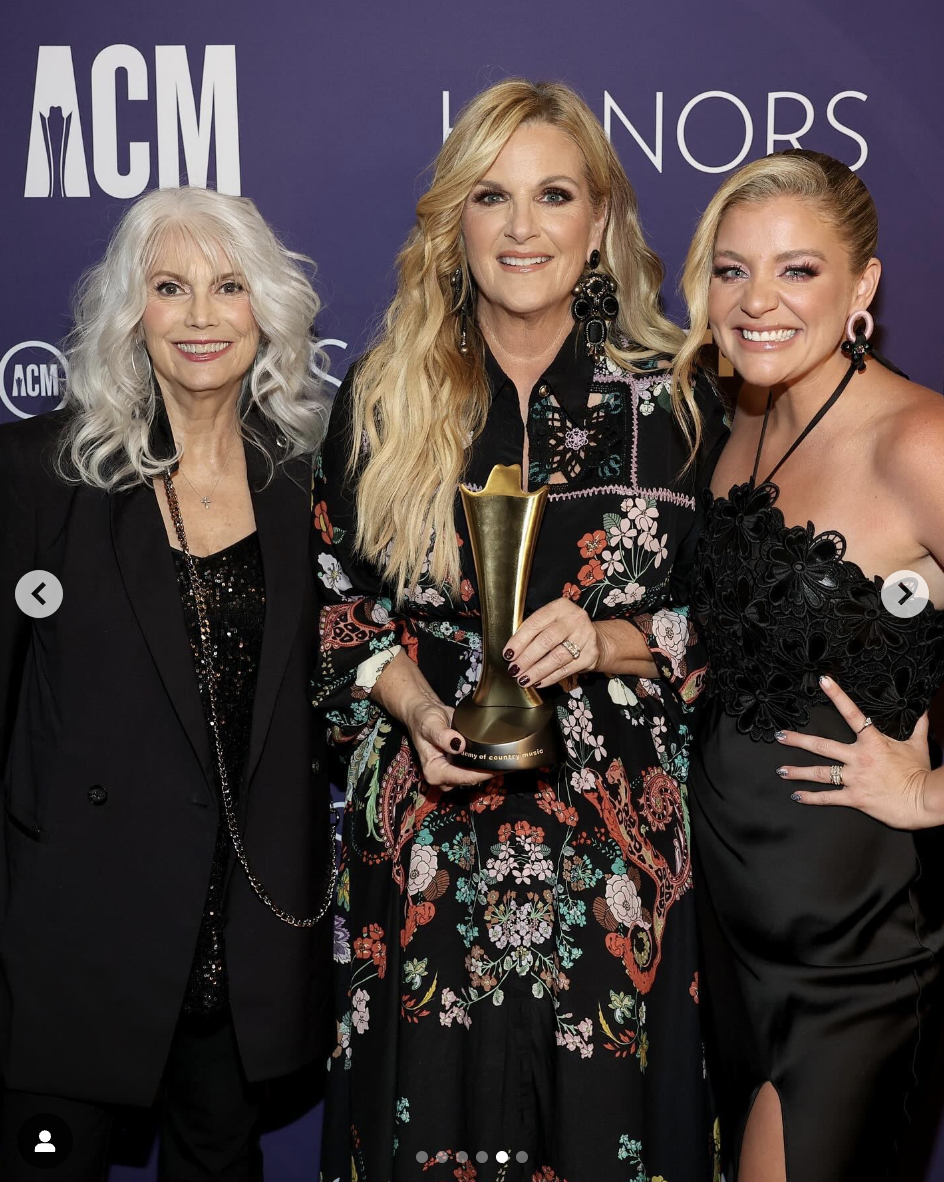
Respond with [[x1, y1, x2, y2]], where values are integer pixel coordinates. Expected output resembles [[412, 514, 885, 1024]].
[[60, 186, 326, 490], [350, 78, 689, 600], [673, 149, 878, 409]]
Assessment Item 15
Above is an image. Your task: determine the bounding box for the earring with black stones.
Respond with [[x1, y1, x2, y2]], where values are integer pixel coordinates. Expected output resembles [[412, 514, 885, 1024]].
[[839, 309, 908, 378], [840, 310, 874, 372], [451, 267, 473, 356], [571, 249, 619, 356]]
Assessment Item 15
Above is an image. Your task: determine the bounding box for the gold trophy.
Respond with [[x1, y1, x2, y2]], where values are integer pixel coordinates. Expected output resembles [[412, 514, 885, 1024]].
[[452, 464, 562, 771]]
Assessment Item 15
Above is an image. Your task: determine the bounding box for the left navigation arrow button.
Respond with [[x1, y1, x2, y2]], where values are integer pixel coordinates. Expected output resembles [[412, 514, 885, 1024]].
[[15, 570, 63, 619]]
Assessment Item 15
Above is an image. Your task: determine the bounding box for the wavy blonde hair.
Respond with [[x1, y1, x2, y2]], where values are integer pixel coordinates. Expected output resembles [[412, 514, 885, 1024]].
[[60, 186, 327, 490], [672, 149, 878, 410], [350, 78, 689, 600]]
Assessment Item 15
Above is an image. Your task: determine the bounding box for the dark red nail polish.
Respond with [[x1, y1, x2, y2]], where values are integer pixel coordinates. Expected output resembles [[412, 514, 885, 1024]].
[[503, 648, 514, 660], [508, 664, 519, 677], [450, 737, 461, 752], [518, 675, 529, 686]]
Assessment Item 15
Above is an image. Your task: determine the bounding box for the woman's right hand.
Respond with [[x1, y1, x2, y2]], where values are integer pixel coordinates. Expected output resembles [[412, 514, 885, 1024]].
[[404, 693, 494, 790]]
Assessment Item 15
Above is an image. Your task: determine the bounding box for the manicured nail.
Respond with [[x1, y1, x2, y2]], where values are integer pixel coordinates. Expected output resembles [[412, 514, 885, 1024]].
[[790, 792, 802, 802], [774, 730, 786, 741], [508, 664, 520, 677], [819, 674, 831, 687], [775, 766, 788, 778], [518, 675, 530, 686], [450, 737, 461, 752], [503, 648, 514, 660]]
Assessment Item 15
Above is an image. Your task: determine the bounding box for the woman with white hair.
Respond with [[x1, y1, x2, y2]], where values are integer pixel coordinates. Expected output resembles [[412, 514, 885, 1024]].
[[0, 187, 335, 1181], [313, 80, 728, 1181]]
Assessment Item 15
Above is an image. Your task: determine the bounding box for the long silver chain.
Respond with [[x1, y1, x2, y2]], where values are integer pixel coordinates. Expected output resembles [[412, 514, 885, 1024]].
[[163, 469, 337, 928]]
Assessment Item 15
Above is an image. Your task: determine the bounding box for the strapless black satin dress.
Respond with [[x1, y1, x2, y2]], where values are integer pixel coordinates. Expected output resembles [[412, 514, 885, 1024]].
[[691, 476, 944, 1181]]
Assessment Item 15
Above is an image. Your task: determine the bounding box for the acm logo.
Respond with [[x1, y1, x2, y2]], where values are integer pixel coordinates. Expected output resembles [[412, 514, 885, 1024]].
[[0, 342, 68, 420], [25, 44, 240, 199]]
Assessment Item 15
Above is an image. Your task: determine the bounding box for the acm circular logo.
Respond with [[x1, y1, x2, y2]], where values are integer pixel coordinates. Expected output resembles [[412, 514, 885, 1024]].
[[0, 341, 68, 419]]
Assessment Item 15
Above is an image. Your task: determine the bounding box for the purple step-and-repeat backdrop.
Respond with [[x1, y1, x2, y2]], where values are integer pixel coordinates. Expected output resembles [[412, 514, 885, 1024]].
[[2, 0, 943, 1177]]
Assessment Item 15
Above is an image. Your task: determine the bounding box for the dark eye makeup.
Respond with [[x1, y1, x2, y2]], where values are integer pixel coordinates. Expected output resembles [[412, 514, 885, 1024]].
[[470, 185, 577, 205], [151, 278, 246, 295], [711, 264, 747, 281], [710, 260, 821, 281]]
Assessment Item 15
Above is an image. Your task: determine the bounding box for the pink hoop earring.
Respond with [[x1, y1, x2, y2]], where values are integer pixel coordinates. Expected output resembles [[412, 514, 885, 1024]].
[[845, 310, 873, 342], [841, 310, 874, 372]]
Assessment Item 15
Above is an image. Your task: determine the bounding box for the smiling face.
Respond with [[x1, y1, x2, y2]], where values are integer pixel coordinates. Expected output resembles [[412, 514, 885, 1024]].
[[460, 122, 605, 327], [141, 233, 261, 405], [708, 195, 880, 389]]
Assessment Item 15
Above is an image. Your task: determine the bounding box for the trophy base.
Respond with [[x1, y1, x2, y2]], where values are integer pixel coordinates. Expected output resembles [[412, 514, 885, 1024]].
[[451, 700, 561, 772]]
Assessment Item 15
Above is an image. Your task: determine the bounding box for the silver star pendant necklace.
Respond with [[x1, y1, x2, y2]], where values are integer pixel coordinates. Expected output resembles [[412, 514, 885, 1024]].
[[178, 434, 237, 509]]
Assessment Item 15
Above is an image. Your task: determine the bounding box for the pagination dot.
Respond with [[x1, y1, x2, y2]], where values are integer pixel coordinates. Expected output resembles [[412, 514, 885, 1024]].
[[416, 1146, 529, 1166]]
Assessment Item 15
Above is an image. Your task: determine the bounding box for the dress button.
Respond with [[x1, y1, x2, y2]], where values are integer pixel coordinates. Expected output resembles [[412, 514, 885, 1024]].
[[312, 759, 321, 775], [538, 384, 549, 396], [87, 785, 108, 805]]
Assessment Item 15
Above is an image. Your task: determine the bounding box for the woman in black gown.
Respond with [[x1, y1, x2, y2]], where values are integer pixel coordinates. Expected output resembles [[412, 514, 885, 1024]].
[[671, 150, 944, 1180]]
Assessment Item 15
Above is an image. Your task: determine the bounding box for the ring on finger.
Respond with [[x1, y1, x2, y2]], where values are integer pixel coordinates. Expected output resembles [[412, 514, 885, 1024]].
[[829, 764, 845, 787], [856, 716, 873, 734], [560, 639, 581, 661]]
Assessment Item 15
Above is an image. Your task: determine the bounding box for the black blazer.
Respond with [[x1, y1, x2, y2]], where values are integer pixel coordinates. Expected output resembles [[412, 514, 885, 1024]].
[[0, 408, 333, 1106]]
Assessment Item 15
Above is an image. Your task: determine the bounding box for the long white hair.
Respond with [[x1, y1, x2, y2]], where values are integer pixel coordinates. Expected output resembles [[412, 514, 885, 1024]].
[[59, 186, 327, 489]]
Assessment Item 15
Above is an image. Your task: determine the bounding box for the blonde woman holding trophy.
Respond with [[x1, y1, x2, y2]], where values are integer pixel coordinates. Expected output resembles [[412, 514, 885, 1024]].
[[313, 79, 727, 1181]]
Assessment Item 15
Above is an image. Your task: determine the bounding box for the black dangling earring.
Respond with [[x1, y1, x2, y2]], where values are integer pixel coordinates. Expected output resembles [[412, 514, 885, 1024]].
[[451, 267, 472, 355], [571, 249, 619, 357]]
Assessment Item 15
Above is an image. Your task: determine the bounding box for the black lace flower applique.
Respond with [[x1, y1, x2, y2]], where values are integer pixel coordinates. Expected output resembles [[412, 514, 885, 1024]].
[[528, 387, 625, 487], [704, 480, 777, 559], [832, 579, 911, 657], [728, 663, 808, 741], [762, 524, 844, 613], [695, 480, 944, 743]]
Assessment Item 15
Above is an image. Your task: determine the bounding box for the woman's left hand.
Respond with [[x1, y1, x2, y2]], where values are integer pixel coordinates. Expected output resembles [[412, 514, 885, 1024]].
[[504, 599, 602, 689], [776, 674, 937, 830]]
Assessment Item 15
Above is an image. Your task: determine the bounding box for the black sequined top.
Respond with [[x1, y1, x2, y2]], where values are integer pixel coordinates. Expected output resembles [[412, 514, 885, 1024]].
[[172, 532, 265, 1016]]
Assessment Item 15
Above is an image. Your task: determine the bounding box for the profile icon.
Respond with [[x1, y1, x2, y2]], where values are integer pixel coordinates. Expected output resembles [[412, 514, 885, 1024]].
[[16, 1113, 72, 1168], [34, 1129, 56, 1154]]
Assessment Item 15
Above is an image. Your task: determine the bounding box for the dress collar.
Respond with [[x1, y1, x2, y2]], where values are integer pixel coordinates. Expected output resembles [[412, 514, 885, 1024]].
[[483, 323, 597, 424]]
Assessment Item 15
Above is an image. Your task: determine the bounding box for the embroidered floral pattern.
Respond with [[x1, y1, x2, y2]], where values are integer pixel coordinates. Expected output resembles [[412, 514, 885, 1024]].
[[529, 384, 625, 487], [314, 349, 726, 1182]]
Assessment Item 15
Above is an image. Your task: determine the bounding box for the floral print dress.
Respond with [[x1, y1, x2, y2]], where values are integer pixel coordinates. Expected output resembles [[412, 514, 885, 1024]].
[[313, 330, 728, 1182]]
